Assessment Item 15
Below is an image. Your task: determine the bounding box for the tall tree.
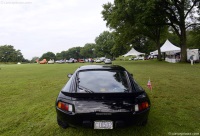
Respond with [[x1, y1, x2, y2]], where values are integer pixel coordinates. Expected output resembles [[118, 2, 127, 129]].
[[157, 0, 200, 62], [102, 0, 168, 60], [95, 31, 115, 58], [102, 0, 200, 62]]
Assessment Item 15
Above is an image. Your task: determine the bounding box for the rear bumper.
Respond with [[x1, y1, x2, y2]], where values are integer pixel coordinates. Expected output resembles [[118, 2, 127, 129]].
[[56, 108, 150, 128]]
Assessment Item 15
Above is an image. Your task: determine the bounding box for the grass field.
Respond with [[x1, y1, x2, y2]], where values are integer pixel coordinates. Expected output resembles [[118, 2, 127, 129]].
[[0, 60, 200, 136]]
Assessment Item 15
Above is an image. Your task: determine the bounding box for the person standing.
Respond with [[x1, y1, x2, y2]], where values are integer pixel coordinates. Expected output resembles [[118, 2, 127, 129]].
[[190, 55, 194, 65]]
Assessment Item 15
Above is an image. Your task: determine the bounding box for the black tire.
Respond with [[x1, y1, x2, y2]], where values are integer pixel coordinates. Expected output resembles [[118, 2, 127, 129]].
[[57, 117, 69, 129]]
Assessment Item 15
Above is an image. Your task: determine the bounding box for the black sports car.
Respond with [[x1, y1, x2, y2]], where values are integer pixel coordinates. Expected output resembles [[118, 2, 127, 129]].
[[56, 65, 150, 129]]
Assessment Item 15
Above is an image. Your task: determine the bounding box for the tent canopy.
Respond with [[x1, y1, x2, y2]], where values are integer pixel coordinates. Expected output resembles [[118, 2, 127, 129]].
[[150, 39, 180, 55], [160, 39, 180, 52], [123, 48, 145, 57]]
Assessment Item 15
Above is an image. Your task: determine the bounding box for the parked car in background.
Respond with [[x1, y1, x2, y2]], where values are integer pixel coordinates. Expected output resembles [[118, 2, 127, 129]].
[[39, 59, 47, 64], [134, 56, 145, 60], [88, 58, 94, 63], [79, 59, 85, 63], [56, 65, 150, 129], [85, 59, 89, 62], [68, 58, 75, 63], [55, 60, 65, 64], [99, 57, 106, 62], [48, 59, 54, 64], [95, 59, 101, 63], [104, 59, 112, 64]]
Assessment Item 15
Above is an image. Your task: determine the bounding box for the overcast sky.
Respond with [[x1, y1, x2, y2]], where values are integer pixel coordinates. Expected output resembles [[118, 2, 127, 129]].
[[0, 0, 113, 60]]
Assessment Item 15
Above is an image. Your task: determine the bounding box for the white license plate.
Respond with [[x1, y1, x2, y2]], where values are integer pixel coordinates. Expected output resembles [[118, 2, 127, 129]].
[[94, 121, 113, 129]]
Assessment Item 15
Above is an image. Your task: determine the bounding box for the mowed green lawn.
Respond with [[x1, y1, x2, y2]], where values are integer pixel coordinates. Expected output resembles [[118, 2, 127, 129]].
[[0, 60, 199, 136]]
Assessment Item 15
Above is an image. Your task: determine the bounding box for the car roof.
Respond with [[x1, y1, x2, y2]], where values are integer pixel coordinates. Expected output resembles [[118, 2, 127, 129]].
[[78, 65, 126, 71]]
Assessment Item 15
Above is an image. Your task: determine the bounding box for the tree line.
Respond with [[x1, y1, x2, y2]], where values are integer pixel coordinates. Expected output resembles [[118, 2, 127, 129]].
[[1, 27, 199, 63], [31, 31, 115, 62], [34, 28, 199, 62], [1, 0, 200, 63]]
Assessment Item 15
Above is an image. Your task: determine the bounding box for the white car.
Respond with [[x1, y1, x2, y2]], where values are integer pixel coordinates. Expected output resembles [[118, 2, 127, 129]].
[[96, 59, 101, 63], [104, 59, 112, 64], [134, 56, 144, 60], [55, 60, 65, 63], [48, 59, 54, 64]]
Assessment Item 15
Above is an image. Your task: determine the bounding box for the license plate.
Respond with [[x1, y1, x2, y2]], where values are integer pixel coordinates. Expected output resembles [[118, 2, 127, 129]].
[[94, 121, 113, 129]]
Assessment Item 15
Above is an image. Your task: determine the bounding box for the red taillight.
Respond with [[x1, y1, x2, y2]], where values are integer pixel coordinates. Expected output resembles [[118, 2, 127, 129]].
[[139, 102, 149, 111], [135, 102, 149, 111], [58, 102, 72, 111]]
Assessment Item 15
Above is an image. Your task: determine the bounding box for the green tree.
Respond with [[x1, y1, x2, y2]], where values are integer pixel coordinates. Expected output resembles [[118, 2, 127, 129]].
[[156, 0, 200, 62], [40, 52, 56, 61], [80, 43, 96, 58], [31, 56, 39, 63], [187, 27, 200, 49], [102, 0, 200, 62], [55, 47, 83, 60], [102, 0, 168, 60], [0, 45, 24, 62], [65, 47, 83, 59], [95, 31, 115, 58], [56, 51, 68, 60]]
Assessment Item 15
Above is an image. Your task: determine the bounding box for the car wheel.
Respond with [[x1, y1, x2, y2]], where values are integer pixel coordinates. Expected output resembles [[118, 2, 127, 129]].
[[57, 117, 69, 129], [137, 119, 148, 126]]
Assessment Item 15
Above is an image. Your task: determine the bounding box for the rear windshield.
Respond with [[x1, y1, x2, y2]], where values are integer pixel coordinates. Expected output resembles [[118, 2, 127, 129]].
[[77, 70, 129, 93]]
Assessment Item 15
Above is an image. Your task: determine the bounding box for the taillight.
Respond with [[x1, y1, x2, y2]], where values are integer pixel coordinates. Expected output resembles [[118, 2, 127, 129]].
[[135, 102, 149, 112], [57, 101, 73, 112]]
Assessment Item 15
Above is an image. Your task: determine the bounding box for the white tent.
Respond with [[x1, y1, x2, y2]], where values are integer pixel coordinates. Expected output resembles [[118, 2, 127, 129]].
[[160, 39, 180, 52], [123, 48, 145, 57], [150, 39, 180, 55], [150, 39, 181, 63]]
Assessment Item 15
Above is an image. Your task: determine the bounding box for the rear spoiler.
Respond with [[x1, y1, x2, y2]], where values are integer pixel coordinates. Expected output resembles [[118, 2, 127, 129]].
[[61, 91, 144, 99]]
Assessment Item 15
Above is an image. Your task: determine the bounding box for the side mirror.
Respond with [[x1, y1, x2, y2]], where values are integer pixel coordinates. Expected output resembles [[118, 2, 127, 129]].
[[67, 74, 73, 78]]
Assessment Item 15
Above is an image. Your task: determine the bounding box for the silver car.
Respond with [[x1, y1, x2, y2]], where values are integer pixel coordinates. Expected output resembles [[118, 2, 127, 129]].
[[104, 59, 112, 64]]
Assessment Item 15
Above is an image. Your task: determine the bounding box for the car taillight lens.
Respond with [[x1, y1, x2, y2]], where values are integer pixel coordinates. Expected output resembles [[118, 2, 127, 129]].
[[57, 102, 73, 112], [135, 102, 149, 112]]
